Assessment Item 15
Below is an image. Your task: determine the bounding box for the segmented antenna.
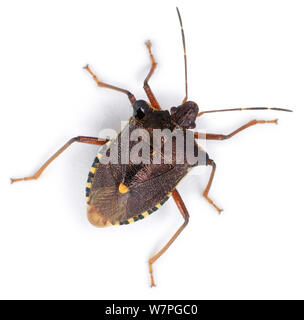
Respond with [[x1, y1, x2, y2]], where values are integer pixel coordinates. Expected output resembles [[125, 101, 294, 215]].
[[176, 8, 292, 116], [197, 107, 292, 117], [176, 7, 188, 104]]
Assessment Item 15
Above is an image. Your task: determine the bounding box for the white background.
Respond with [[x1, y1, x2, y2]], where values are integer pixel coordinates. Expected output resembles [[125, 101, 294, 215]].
[[0, 0, 303, 299]]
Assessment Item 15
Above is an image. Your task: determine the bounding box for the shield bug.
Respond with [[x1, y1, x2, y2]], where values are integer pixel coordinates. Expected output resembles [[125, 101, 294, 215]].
[[11, 7, 292, 287]]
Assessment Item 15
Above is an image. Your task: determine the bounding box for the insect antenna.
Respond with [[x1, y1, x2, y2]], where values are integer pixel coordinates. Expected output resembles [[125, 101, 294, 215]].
[[176, 7, 188, 104], [197, 107, 293, 117]]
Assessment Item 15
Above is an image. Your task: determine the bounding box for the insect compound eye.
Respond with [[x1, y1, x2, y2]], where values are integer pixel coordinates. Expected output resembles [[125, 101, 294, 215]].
[[136, 107, 145, 119], [133, 100, 150, 120]]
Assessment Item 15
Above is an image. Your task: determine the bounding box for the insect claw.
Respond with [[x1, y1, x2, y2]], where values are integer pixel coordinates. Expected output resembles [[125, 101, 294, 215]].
[[83, 64, 95, 78], [145, 40, 152, 49], [266, 119, 278, 125], [150, 278, 156, 288], [149, 262, 157, 287], [10, 177, 24, 184]]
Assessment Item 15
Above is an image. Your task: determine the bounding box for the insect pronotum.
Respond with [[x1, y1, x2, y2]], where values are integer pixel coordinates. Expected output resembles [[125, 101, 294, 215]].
[[11, 7, 292, 287]]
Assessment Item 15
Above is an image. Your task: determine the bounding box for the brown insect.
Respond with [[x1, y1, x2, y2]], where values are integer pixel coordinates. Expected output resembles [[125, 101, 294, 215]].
[[11, 8, 292, 287]]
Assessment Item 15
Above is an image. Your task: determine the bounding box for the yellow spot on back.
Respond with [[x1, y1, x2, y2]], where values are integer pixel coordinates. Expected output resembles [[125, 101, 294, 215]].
[[86, 182, 92, 189], [97, 153, 102, 160], [119, 183, 129, 194], [90, 167, 96, 174], [155, 203, 161, 209]]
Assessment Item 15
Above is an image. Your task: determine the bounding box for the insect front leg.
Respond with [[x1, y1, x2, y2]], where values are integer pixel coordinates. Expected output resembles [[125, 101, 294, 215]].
[[84, 65, 136, 105], [11, 136, 108, 183], [148, 189, 189, 287], [194, 119, 278, 140], [143, 40, 161, 110]]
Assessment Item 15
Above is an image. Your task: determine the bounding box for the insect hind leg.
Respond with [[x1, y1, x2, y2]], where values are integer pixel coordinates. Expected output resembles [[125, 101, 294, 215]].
[[148, 189, 189, 287]]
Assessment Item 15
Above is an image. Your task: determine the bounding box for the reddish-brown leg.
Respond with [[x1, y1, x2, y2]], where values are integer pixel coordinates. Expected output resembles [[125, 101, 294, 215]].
[[144, 41, 161, 110], [195, 120, 278, 213], [84, 65, 136, 105], [203, 159, 223, 214], [148, 189, 189, 287], [194, 119, 278, 140], [11, 136, 108, 183]]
